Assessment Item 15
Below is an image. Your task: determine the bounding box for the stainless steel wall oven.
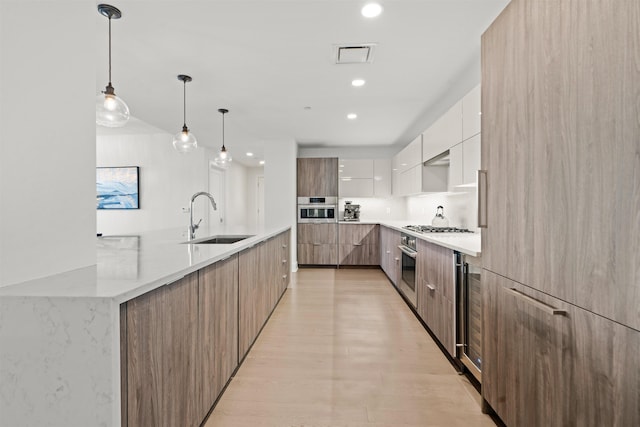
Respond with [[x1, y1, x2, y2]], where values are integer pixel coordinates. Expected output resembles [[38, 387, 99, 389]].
[[297, 197, 337, 223]]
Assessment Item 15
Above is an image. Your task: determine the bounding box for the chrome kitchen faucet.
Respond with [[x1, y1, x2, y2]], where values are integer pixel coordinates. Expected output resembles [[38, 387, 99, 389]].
[[189, 191, 217, 240]]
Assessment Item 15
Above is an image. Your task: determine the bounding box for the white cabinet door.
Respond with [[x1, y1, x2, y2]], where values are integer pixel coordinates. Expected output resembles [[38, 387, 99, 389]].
[[394, 134, 423, 173], [423, 100, 463, 162], [339, 159, 373, 179], [462, 84, 481, 141], [449, 142, 464, 190], [373, 159, 391, 197], [462, 134, 481, 184], [339, 178, 374, 197]]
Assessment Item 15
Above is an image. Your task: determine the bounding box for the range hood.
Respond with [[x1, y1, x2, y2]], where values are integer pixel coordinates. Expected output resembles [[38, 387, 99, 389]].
[[422, 150, 449, 192], [424, 150, 450, 167]]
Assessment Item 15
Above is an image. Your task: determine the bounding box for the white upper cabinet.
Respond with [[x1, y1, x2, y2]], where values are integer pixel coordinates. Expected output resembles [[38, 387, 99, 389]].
[[449, 142, 464, 189], [373, 159, 391, 197], [393, 135, 422, 173], [462, 134, 480, 184], [338, 158, 390, 198], [339, 159, 373, 179], [462, 84, 481, 141], [422, 100, 463, 163]]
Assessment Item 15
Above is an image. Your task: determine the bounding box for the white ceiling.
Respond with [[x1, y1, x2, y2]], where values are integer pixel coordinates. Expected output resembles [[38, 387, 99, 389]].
[[97, 0, 509, 166]]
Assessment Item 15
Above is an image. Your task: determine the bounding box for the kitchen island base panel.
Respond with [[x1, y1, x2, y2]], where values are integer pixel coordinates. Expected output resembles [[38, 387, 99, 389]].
[[0, 296, 120, 427]]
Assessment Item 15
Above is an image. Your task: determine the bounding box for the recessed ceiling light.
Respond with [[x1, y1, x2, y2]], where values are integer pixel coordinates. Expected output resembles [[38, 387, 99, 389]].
[[246, 152, 254, 157], [401, 163, 407, 166], [339, 164, 344, 167], [361, 3, 383, 18], [347, 113, 358, 120], [259, 160, 265, 165], [352, 79, 366, 87]]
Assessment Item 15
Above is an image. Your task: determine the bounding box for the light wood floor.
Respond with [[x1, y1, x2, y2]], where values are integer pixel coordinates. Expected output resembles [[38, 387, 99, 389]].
[[204, 268, 495, 427]]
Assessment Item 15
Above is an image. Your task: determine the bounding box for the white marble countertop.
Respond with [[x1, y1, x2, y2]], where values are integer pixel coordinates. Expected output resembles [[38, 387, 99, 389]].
[[0, 225, 291, 303], [339, 220, 481, 256]]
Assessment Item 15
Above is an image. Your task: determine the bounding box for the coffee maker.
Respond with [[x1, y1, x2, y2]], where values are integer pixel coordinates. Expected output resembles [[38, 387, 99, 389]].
[[343, 201, 360, 222]]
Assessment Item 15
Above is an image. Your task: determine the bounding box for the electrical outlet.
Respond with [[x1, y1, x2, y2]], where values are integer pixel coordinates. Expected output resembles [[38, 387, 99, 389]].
[[386, 207, 391, 214]]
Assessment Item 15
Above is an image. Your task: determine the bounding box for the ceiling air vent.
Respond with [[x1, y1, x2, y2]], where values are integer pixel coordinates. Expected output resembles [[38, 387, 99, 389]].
[[334, 43, 377, 64]]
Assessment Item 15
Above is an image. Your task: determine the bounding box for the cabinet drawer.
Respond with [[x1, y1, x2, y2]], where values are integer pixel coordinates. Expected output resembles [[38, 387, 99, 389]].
[[483, 270, 640, 427], [297, 223, 337, 244], [297, 243, 337, 265], [338, 244, 379, 265], [339, 223, 379, 245]]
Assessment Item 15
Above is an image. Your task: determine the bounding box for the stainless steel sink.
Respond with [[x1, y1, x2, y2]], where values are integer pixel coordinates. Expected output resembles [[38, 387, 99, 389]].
[[185, 235, 254, 244]]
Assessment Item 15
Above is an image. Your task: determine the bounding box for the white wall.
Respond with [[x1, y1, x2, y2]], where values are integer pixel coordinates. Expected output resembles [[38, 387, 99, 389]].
[[96, 131, 211, 235], [246, 167, 265, 230], [264, 139, 297, 269], [406, 190, 478, 231], [222, 161, 248, 229], [0, 1, 96, 287]]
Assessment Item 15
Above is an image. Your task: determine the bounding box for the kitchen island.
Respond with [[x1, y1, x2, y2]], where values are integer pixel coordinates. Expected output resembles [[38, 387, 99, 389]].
[[0, 225, 291, 427]]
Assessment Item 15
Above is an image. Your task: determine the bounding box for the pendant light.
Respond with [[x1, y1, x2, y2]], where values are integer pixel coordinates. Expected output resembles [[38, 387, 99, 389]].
[[96, 4, 130, 127], [214, 108, 232, 166], [172, 75, 198, 153]]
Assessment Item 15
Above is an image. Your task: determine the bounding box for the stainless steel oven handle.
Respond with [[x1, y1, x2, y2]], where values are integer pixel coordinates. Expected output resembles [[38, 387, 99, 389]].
[[397, 245, 417, 258]]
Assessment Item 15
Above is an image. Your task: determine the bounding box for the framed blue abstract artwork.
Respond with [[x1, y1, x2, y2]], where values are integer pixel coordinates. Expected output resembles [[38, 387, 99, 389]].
[[97, 166, 140, 209]]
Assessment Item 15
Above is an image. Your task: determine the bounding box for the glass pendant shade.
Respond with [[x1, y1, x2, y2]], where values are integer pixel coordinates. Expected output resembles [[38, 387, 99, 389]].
[[96, 4, 129, 127], [96, 91, 130, 127], [173, 126, 198, 153], [214, 146, 232, 166]]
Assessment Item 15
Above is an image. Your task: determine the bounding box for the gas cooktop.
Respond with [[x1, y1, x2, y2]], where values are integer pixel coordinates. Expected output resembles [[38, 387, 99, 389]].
[[403, 225, 474, 233]]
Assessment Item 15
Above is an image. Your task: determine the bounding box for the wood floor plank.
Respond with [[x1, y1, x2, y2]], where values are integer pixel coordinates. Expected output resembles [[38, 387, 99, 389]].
[[203, 268, 494, 427]]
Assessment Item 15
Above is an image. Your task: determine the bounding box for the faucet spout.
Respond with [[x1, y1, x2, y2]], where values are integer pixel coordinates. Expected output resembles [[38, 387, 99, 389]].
[[189, 191, 218, 240]]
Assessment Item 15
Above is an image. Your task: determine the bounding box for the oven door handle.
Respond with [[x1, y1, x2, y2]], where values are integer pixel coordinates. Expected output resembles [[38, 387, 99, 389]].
[[397, 245, 417, 258]]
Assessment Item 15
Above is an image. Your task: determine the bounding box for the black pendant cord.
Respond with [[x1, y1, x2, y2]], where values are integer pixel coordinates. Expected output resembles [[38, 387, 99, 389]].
[[183, 80, 188, 130], [221, 112, 225, 149], [108, 16, 112, 85]]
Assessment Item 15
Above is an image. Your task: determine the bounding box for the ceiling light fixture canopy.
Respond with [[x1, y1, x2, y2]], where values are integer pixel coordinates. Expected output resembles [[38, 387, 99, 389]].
[[214, 108, 232, 167], [96, 4, 130, 127], [172, 74, 198, 153]]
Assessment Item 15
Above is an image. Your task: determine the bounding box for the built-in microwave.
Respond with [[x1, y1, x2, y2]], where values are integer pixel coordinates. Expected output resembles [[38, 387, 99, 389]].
[[297, 196, 338, 223]]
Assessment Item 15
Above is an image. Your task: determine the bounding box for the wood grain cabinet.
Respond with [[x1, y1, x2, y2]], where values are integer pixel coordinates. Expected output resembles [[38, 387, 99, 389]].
[[122, 273, 200, 427], [198, 255, 238, 419], [415, 239, 455, 356], [481, 1, 640, 424], [379, 226, 401, 286], [121, 229, 290, 427], [338, 223, 379, 266], [483, 270, 640, 427], [297, 223, 338, 266], [297, 157, 338, 197], [239, 232, 290, 360]]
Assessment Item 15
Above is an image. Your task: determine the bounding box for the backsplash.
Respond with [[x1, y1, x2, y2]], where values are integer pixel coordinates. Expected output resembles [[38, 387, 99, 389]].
[[406, 190, 478, 231], [338, 197, 407, 221]]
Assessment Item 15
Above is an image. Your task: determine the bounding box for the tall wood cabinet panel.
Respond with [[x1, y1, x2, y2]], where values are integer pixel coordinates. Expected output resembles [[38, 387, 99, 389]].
[[481, 0, 640, 329], [124, 273, 199, 427], [483, 270, 640, 427], [297, 157, 338, 197], [198, 255, 238, 419]]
